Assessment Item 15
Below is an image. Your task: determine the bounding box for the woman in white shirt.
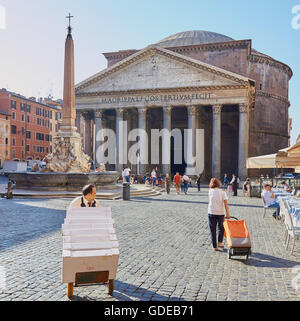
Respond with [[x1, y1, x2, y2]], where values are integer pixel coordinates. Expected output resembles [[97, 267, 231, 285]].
[[208, 178, 230, 251]]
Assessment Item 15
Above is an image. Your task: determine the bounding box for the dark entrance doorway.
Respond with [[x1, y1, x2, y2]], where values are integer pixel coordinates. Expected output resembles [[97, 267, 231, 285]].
[[221, 105, 239, 178], [171, 129, 186, 175]]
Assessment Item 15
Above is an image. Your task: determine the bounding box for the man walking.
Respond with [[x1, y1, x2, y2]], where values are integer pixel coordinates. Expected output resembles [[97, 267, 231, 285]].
[[151, 168, 157, 187], [165, 173, 171, 194], [230, 174, 240, 196], [196, 174, 202, 192], [173, 172, 181, 195], [182, 173, 191, 195]]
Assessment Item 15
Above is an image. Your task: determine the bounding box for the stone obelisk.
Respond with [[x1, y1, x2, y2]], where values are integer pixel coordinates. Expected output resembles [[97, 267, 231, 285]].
[[62, 15, 76, 133], [45, 14, 90, 173]]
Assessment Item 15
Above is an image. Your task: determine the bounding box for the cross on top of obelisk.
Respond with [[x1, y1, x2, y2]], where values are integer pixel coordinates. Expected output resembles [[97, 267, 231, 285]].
[[66, 13, 74, 34]]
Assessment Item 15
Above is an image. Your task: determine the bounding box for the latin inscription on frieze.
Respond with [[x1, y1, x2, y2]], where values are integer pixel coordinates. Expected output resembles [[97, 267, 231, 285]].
[[101, 93, 213, 104]]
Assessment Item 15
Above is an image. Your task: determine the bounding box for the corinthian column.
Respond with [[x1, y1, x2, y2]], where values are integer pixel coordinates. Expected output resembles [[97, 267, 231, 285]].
[[137, 107, 148, 175], [75, 110, 81, 132], [162, 106, 172, 175], [94, 109, 105, 169], [185, 106, 197, 175], [116, 108, 127, 173], [238, 103, 250, 180], [212, 104, 222, 179]]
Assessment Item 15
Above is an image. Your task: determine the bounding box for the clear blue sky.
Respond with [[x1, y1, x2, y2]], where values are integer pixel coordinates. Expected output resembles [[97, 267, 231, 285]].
[[0, 0, 299, 145]]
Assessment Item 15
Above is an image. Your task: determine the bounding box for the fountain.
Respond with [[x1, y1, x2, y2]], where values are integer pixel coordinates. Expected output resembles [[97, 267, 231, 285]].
[[7, 16, 119, 193]]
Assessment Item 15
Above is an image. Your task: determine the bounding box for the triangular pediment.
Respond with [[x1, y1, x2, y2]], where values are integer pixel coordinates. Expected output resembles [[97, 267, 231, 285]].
[[76, 45, 252, 94]]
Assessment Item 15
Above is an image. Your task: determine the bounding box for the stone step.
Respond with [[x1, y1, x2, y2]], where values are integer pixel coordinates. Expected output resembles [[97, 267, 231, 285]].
[[11, 185, 161, 200]]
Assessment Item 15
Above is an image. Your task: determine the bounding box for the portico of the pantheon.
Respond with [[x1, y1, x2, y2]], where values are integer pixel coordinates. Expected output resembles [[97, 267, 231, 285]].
[[75, 31, 292, 180]]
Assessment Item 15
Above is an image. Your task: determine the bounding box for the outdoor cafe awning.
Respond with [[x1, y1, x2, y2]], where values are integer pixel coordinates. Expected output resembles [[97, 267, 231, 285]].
[[247, 135, 300, 170], [246, 153, 277, 169], [294, 166, 300, 173], [275, 138, 300, 169]]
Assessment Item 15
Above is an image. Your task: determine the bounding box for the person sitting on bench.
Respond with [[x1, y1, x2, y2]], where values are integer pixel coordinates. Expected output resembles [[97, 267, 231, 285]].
[[68, 184, 100, 210]]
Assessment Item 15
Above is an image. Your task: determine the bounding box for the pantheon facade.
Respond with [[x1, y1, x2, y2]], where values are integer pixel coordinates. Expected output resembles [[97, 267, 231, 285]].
[[75, 31, 292, 179]]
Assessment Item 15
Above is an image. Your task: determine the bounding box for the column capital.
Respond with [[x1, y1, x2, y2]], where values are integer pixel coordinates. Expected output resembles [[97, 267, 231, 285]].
[[239, 103, 250, 114], [187, 106, 197, 116], [94, 109, 105, 118], [212, 104, 222, 115], [163, 106, 172, 115], [137, 107, 147, 116], [116, 108, 126, 117], [82, 111, 93, 120]]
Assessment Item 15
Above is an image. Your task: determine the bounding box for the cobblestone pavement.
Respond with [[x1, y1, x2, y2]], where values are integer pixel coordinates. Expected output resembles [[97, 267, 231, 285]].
[[0, 188, 299, 301]]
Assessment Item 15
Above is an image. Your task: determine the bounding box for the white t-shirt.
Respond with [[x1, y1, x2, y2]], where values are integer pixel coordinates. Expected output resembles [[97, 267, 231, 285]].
[[261, 190, 275, 206], [151, 171, 157, 178], [122, 168, 130, 176], [208, 188, 228, 215]]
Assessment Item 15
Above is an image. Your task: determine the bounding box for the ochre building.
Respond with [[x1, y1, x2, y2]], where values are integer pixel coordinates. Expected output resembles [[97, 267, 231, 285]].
[[0, 90, 62, 163], [75, 30, 292, 179]]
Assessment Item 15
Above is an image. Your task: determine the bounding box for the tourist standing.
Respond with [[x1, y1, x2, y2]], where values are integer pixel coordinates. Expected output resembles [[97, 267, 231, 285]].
[[122, 166, 131, 183], [173, 172, 181, 194], [223, 173, 230, 190], [130, 175, 134, 184], [208, 178, 230, 251], [165, 173, 171, 194], [151, 168, 157, 186], [182, 173, 191, 195], [196, 174, 202, 192], [243, 178, 251, 197], [230, 174, 240, 196]]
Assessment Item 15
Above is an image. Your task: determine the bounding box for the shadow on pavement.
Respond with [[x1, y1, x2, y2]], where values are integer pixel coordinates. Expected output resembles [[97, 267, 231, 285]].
[[0, 199, 66, 251], [132, 196, 263, 209], [226, 250, 299, 267], [69, 280, 183, 301]]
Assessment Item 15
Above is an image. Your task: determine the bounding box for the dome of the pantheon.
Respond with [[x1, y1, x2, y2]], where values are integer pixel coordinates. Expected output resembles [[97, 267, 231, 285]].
[[156, 30, 235, 47]]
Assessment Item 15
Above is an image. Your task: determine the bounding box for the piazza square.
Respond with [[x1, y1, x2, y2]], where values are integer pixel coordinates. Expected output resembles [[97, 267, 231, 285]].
[[0, 2, 300, 315]]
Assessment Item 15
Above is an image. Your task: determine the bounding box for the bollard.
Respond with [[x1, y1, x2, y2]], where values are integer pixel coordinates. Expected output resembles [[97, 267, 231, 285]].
[[6, 181, 13, 199], [122, 182, 130, 201]]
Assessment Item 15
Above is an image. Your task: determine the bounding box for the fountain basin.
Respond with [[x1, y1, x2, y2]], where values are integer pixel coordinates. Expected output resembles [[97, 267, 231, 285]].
[[6, 171, 120, 191]]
